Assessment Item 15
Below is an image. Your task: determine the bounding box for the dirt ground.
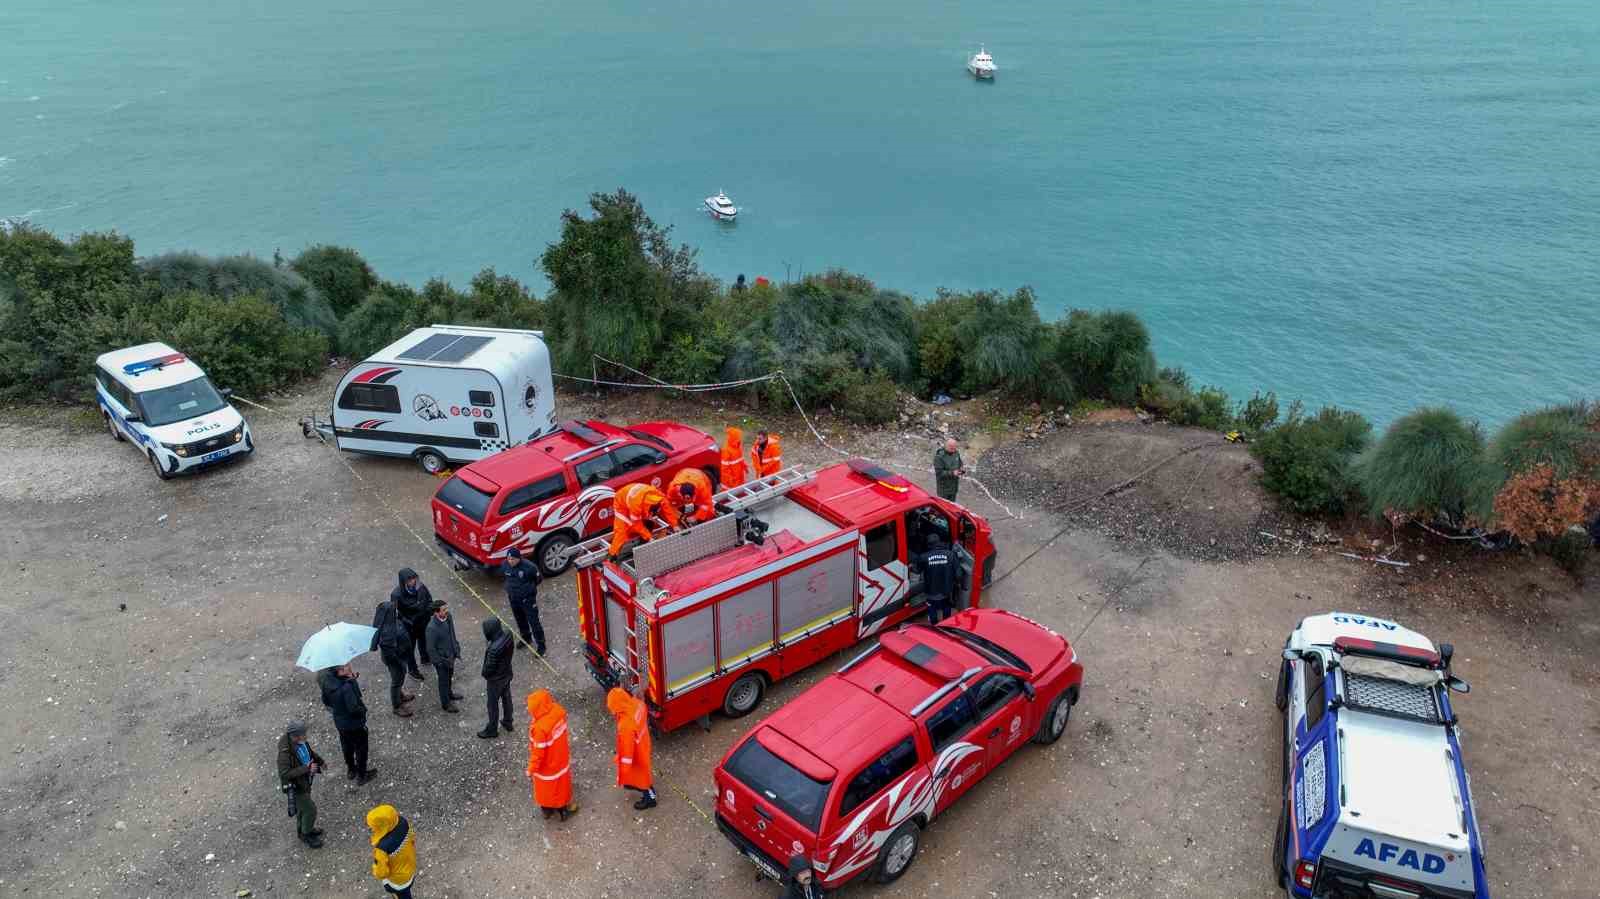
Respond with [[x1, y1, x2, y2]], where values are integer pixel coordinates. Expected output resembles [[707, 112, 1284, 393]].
[[0, 377, 1595, 899]]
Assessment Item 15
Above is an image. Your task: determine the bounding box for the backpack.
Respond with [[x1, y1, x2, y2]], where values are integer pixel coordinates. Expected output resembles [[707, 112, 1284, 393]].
[[376, 602, 409, 652]]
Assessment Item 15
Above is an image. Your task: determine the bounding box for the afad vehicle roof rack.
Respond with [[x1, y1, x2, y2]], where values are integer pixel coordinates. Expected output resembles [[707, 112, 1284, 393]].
[[564, 466, 815, 571]]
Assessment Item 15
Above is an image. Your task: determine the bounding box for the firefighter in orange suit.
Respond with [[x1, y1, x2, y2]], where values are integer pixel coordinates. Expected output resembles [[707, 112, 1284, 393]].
[[720, 426, 747, 488], [606, 687, 656, 810], [667, 468, 715, 525], [526, 690, 579, 821], [751, 430, 783, 477], [608, 483, 677, 557]]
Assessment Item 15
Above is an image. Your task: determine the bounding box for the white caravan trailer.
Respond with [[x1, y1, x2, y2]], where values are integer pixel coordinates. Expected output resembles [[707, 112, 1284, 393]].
[[307, 325, 556, 473]]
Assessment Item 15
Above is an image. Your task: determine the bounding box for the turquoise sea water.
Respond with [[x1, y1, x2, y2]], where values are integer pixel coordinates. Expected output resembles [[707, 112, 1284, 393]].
[[3, 0, 1596, 424]]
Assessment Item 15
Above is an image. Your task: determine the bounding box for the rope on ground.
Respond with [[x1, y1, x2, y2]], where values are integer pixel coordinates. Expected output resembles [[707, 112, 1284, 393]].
[[234, 394, 716, 825], [988, 439, 1225, 588]]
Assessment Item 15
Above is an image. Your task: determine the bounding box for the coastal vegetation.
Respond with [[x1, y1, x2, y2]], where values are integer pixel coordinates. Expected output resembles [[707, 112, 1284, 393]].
[[1, 190, 1593, 562]]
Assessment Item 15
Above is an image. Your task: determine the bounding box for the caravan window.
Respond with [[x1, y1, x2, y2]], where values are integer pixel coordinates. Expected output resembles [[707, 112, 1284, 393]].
[[468, 389, 495, 407], [339, 383, 401, 413], [474, 421, 499, 438]]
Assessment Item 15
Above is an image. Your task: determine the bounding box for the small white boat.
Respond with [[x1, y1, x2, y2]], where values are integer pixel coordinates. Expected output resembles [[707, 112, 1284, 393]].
[[967, 46, 996, 79], [704, 190, 738, 221]]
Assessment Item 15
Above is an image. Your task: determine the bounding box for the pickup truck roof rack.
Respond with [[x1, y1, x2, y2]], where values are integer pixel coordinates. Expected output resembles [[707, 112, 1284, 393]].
[[565, 466, 815, 572]]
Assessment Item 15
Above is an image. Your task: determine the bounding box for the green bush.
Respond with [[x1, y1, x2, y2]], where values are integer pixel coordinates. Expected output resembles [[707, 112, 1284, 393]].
[[1169, 385, 1236, 431], [1050, 309, 1158, 406], [119, 291, 327, 397], [291, 245, 377, 318], [1251, 403, 1373, 515], [913, 290, 979, 393], [950, 288, 1055, 399], [1356, 407, 1497, 525], [142, 252, 338, 340], [1486, 401, 1600, 481], [337, 270, 545, 360], [837, 369, 902, 425], [1238, 391, 1280, 437]]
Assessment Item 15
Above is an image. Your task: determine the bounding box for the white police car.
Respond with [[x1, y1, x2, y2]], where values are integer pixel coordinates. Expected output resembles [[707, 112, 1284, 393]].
[[94, 343, 254, 479], [1274, 613, 1489, 899]]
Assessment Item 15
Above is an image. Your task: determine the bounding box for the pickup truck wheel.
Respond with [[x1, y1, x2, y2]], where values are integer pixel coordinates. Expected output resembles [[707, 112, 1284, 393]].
[[1275, 659, 1290, 712], [536, 532, 575, 578], [722, 672, 765, 717], [106, 413, 125, 442], [873, 821, 920, 884], [1273, 801, 1288, 887], [1033, 689, 1073, 745], [416, 450, 447, 475]]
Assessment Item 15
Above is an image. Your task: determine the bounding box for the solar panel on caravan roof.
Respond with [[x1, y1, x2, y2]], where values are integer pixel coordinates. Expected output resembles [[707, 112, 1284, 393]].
[[395, 333, 495, 363], [397, 333, 460, 360], [430, 335, 492, 362]]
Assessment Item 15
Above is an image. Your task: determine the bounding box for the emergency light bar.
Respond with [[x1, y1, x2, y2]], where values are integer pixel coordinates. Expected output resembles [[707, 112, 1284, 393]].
[[123, 352, 186, 375], [1332, 636, 1441, 667], [846, 458, 910, 492]]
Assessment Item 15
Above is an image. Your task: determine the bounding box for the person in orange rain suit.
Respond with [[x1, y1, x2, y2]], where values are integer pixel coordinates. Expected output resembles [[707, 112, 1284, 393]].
[[526, 689, 579, 821], [719, 426, 747, 488], [608, 483, 678, 557], [606, 687, 656, 810], [667, 468, 715, 525], [751, 429, 783, 477]]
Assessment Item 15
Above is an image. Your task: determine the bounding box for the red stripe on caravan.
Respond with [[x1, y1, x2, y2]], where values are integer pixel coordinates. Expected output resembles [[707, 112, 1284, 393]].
[[351, 366, 400, 384]]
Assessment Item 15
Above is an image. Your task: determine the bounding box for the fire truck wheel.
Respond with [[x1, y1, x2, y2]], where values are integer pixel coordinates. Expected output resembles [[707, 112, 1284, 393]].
[[872, 821, 921, 884], [416, 450, 447, 475], [1032, 689, 1073, 745], [536, 532, 575, 577], [722, 672, 766, 717], [106, 413, 124, 442]]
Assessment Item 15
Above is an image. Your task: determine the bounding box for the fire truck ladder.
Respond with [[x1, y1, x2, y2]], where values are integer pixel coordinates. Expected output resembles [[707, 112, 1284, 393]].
[[565, 466, 814, 571]]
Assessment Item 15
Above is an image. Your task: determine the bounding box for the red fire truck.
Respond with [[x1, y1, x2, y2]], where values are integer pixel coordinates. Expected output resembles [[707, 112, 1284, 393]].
[[569, 460, 997, 731]]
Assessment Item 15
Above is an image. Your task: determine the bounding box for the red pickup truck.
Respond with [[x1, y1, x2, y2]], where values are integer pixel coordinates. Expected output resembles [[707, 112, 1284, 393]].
[[432, 419, 719, 576], [714, 609, 1084, 892]]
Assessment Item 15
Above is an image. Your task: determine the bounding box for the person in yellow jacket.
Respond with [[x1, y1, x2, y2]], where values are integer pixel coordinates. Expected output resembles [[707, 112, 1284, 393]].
[[366, 804, 417, 899]]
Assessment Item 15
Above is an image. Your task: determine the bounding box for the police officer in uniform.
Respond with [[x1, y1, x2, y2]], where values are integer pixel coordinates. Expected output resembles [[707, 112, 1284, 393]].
[[502, 547, 546, 655], [913, 533, 955, 624]]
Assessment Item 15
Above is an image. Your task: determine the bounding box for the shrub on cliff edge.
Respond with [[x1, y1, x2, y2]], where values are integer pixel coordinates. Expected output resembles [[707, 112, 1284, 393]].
[[1251, 403, 1372, 515], [1356, 407, 1497, 526]]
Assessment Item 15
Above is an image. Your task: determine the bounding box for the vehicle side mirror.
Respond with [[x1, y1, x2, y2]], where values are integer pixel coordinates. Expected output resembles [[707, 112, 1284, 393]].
[[1446, 676, 1470, 694], [1281, 648, 1301, 662], [1439, 642, 1454, 669], [219, 387, 233, 398], [1020, 682, 1036, 701]]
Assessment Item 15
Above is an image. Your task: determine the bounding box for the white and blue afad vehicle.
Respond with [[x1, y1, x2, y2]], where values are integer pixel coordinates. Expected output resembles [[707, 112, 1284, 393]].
[[95, 342, 254, 479], [1274, 613, 1488, 899]]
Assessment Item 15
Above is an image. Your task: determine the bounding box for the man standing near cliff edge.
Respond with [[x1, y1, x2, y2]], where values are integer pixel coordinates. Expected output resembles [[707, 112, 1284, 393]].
[[933, 438, 964, 502]]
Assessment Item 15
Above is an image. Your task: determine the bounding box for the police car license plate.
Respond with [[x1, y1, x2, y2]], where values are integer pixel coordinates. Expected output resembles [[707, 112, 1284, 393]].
[[201, 449, 230, 463], [743, 850, 783, 882]]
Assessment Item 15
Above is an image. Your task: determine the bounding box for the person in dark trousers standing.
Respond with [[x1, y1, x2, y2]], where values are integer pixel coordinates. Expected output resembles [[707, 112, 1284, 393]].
[[276, 721, 326, 848], [318, 664, 377, 783], [912, 533, 956, 624], [478, 618, 515, 738], [933, 438, 964, 502], [501, 548, 546, 655], [390, 568, 433, 676], [370, 596, 417, 717], [424, 599, 464, 712]]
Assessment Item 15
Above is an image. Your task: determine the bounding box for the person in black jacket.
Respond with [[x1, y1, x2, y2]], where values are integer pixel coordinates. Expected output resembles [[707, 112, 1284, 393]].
[[318, 665, 377, 783], [391, 568, 433, 675], [501, 548, 546, 655], [912, 533, 956, 624], [424, 600, 464, 713], [477, 618, 515, 739], [371, 597, 418, 717], [784, 854, 824, 899]]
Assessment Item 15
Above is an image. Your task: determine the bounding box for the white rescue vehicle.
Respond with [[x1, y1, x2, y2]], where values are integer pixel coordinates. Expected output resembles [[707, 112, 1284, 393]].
[[1274, 613, 1489, 899], [305, 325, 556, 473], [94, 343, 255, 479]]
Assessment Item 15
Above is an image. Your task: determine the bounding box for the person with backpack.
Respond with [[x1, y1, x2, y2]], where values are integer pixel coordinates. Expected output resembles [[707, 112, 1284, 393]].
[[390, 568, 433, 675], [371, 596, 418, 717]]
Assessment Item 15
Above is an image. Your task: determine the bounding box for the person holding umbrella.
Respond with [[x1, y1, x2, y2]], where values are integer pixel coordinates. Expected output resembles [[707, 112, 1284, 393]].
[[298, 621, 385, 783]]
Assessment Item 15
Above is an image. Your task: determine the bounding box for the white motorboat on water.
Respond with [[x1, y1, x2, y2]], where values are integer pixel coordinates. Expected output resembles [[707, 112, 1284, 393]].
[[704, 190, 738, 221], [967, 46, 995, 79]]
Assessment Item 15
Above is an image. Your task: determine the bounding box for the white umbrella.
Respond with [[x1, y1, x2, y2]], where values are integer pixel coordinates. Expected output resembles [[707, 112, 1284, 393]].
[[296, 622, 378, 671]]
